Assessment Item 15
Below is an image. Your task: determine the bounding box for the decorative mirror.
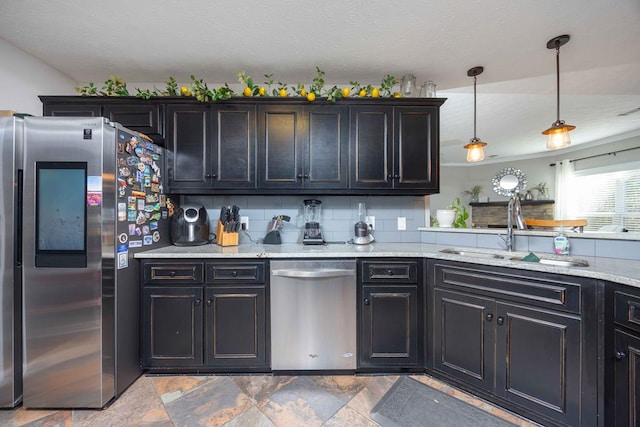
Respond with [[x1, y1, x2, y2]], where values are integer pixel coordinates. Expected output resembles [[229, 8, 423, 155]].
[[492, 168, 527, 197]]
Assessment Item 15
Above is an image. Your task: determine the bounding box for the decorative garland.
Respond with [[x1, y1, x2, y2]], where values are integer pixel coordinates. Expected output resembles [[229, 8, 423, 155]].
[[75, 68, 402, 103]]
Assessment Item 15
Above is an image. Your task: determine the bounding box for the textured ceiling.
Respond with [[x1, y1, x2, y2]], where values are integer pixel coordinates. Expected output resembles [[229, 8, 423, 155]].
[[1, 0, 639, 165]]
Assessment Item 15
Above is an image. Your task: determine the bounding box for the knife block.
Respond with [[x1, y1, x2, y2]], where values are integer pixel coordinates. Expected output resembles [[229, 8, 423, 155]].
[[216, 220, 239, 246]]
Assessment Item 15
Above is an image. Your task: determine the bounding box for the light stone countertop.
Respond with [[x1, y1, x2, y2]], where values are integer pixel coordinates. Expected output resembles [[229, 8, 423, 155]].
[[135, 242, 640, 288], [418, 226, 640, 241]]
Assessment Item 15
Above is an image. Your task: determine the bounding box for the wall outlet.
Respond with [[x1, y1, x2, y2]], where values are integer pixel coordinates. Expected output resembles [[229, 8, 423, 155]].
[[397, 216, 407, 231], [240, 216, 249, 230], [365, 216, 375, 230]]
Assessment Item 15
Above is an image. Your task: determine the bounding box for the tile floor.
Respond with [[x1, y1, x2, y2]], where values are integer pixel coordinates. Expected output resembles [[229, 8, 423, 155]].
[[0, 374, 539, 426]]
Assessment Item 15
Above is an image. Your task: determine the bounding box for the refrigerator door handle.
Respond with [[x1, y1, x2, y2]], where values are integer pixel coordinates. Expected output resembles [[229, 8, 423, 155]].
[[15, 169, 23, 267]]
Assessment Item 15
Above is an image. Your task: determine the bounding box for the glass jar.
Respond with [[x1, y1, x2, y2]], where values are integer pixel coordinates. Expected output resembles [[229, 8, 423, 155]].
[[419, 81, 437, 98], [400, 74, 417, 97]]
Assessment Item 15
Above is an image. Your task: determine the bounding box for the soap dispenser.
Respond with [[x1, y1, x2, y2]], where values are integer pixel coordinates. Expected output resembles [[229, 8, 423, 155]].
[[553, 227, 570, 255]]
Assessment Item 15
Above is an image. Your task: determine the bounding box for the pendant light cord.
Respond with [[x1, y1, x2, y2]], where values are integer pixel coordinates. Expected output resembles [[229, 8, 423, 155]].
[[555, 45, 561, 122], [473, 75, 477, 139]]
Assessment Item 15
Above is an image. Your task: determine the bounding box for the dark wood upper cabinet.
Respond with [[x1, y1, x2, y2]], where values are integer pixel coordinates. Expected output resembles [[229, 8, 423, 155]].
[[258, 104, 348, 190], [40, 96, 444, 195], [165, 104, 255, 192], [350, 105, 439, 192]]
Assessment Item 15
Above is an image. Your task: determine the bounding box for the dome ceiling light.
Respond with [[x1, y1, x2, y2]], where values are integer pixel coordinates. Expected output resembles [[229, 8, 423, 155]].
[[464, 66, 487, 162], [543, 34, 575, 150]]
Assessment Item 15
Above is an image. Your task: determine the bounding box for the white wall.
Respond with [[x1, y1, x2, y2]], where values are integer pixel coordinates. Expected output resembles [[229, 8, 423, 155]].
[[0, 38, 76, 116]]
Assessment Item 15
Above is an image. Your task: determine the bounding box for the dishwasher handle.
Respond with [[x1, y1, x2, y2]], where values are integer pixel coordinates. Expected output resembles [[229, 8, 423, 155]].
[[272, 268, 356, 279]]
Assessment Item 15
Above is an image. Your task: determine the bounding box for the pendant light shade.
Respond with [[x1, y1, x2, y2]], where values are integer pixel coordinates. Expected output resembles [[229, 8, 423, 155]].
[[464, 66, 487, 162], [543, 34, 575, 150]]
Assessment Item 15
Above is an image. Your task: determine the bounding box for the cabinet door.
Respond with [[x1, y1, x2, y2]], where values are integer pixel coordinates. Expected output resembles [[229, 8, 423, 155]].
[[349, 106, 393, 189], [165, 105, 212, 190], [304, 105, 349, 189], [142, 287, 203, 367], [212, 105, 256, 189], [433, 289, 495, 393], [204, 287, 267, 368], [495, 302, 582, 426], [258, 105, 304, 189], [360, 285, 418, 367], [104, 104, 162, 136], [394, 107, 438, 190], [614, 329, 640, 427], [43, 104, 101, 117]]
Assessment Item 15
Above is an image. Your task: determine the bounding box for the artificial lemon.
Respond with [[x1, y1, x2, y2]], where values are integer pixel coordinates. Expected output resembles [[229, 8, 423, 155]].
[[307, 92, 316, 102], [300, 88, 307, 97], [371, 87, 380, 98], [243, 87, 252, 97], [279, 88, 288, 97], [258, 87, 266, 96], [393, 92, 403, 98], [341, 87, 350, 98], [180, 86, 191, 97], [359, 89, 367, 97]]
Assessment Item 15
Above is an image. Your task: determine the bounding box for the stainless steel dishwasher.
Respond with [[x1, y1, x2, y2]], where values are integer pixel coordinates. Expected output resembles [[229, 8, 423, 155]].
[[270, 259, 356, 371]]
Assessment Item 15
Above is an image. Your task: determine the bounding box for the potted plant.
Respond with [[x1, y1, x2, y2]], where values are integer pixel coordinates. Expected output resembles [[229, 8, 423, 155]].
[[530, 182, 550, 200], [436, 198, 469, 228], [463, 185, 483, 203]]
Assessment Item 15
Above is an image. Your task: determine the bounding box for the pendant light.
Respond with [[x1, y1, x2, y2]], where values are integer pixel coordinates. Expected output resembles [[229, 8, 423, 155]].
[[543, 34, 575, 150], [464, 66, 487, 162]]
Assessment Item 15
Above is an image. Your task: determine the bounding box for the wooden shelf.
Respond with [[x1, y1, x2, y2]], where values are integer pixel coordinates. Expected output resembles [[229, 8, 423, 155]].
[[470, 200, 554, 207]]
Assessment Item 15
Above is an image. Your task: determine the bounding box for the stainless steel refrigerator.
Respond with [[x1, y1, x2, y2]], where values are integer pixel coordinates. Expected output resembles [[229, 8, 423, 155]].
[[21, 116, 170, 408], [0, 116, 23, 408]]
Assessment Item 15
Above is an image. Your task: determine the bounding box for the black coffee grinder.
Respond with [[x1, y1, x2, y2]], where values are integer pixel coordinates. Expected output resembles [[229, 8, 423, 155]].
[[302, 199, 324, 244]]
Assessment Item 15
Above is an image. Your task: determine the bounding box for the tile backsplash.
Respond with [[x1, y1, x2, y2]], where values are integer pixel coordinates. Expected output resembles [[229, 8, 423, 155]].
[[179, 195, 427, 244]]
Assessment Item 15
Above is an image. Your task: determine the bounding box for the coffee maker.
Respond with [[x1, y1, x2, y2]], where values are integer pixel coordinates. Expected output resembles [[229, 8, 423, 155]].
[[302, 199, 324, 244], [353, 202, 374, 245]]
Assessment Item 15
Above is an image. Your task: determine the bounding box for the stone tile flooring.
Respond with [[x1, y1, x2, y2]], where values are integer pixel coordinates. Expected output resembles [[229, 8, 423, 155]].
[[0, 374, 540, 426]]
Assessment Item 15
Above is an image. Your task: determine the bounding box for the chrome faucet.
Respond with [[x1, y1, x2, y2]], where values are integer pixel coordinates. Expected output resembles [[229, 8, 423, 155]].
[[499, 193, 526, 251]]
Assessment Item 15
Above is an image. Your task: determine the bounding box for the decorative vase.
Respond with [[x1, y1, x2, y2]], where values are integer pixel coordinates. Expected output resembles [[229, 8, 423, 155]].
[[436, 209, 456, 228], [470, 194, 479, 203]]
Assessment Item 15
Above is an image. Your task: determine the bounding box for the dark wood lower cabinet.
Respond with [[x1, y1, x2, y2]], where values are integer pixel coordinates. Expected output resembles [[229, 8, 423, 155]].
[[433, 289, 494, 392], [613, 329, 640, 427], [142, 287, 203, 367], [205, 287, 267, 367], [495, 302, 581, 425], [360, 285, 419, 367], [141, 260, 269, 372], [358, 259, 423, 370], [429, 260, 597, 427]]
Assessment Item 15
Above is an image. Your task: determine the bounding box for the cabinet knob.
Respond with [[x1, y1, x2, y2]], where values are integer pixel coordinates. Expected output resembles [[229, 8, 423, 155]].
[[297, 174, 302, 179], [497, 316, 504, 325], [205, 173, 212, 178], [394, 174, 400, 179], [231, 270, 238, 277], [616, 351, 626, 360], [194, 298, 202, 306], [387, 174, 393, 180], [169, 271, 176, 277], [486, 313, 493, 321], [206, 298, 213, 306], [304, 174, 309, 179], [364, 298, 370, 305], [387, 270, 393, 276]]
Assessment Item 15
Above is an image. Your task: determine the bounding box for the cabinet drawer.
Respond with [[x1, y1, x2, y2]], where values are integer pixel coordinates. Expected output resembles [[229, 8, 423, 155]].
[[361, 261, 418, 283], [615, 291, 640, 333], [432, 261, 582, 314], [143, 263, 204, 284], [206, 262, 265, 284]]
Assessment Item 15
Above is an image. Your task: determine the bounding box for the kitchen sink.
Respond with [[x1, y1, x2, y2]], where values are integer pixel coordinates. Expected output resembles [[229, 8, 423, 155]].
[[509, 257, 590, 268], [439, 248, 506, 259], [439, 248, 590, 267]]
